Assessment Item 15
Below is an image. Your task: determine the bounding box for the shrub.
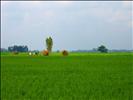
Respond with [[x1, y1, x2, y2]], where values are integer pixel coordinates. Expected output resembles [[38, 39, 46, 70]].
[[35, 52, 39, 55], [13, 51, 19, 55], [42, 50, 49, 56], [33, 52, 39, 56], [62, 50, 68, 56]]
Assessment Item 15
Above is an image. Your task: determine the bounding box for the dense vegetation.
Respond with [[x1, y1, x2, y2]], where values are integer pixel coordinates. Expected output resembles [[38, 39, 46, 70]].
[[1, 52, 132, 100], [8, 45, 28, 52]]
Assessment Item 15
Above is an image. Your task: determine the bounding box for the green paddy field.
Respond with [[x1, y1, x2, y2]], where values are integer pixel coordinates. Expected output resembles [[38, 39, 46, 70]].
[[1, 52, 133, 100]]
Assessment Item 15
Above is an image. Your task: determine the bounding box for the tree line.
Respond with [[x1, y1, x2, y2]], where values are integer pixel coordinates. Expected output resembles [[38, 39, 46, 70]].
[[8, 45, 28, 52], [1, 36, 108, 53], [45, 37, 108, 53]]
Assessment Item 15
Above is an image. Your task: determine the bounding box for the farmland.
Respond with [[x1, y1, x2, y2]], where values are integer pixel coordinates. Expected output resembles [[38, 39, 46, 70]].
[[1, 52, 133, 100]]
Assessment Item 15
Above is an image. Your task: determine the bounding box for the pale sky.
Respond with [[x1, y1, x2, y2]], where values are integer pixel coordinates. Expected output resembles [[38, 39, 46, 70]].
[[1, 1, 133, 50]]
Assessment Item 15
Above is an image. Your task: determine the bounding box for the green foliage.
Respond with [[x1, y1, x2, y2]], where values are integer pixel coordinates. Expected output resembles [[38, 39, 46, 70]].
[[8, 45, 28, 52], [98, 45, 108, 53], [1, 53, 132, 100], [46, 37, 53, 53], [62, 50, 68, 56]]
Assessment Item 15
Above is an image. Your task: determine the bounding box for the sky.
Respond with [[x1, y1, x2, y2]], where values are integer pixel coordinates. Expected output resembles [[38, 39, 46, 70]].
[[1, 1, 133, 51]]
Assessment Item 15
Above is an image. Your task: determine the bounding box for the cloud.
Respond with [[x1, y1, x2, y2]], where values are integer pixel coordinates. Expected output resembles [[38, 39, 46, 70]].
[[108, 11, 131, 24], [122, 1, 132, 8], [81, 2, 132, 27], [1, 1, 132, 50], [55, 1, 73, 5], [128, 21, 132, 28], [1, 1, 10, 6]]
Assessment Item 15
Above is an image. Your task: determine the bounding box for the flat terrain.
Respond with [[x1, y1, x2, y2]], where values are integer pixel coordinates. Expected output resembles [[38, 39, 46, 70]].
[[1, 52, 133, 100]]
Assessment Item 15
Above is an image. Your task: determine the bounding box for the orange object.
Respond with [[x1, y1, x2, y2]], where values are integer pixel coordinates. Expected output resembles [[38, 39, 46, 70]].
[[42, 50, 49, 56]]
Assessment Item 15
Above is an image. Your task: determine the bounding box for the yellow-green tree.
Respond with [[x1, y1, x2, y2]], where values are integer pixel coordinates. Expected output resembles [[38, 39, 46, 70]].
[[46, 37, 53, 53]]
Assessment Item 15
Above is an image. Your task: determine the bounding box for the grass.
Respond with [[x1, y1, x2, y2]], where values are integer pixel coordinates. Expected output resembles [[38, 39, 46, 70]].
[[1, 52, 133, 100]]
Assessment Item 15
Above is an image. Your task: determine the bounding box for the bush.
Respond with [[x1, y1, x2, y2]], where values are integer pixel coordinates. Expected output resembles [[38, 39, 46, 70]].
[[13, 51, 19, 55], [35, 52, 39, 55], [62, 50, 68, 56], [42, 50, 49, 56], [98, 45, 108, 53], [32, 50, 39, 55]]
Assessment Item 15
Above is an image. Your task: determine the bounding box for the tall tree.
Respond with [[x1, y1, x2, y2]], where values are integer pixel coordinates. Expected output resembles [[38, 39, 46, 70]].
[[46, 37, 53, 53]]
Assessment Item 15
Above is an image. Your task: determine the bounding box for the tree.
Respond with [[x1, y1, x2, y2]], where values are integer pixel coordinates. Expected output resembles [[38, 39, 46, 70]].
[[8, 45, 28, 52], [98, 45, 108, 53], [62, 50, 68, 56], [46, 37, 53, 53]]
